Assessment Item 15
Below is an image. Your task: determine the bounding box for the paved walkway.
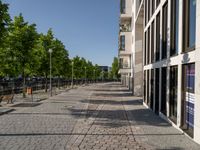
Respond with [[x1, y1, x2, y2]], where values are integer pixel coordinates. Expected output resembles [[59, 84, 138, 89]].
[[0, 83, 199, 150]]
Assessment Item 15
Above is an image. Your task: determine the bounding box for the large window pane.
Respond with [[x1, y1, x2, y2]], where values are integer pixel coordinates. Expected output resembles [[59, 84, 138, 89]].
[[120, 0, 126, 14], [170, 0, 179, 56], [181, 63, 195, 138], [183, 0, 196, 51], [120, 35, 125, 50], [162, 2, 168, 59], [156, 13, 160, 61], [169, 66, 178, 124], [155, 68, 160, 114], [151, 21, 155, 63], [161, 67, 167, 115], [189, 0, 196, 48], [147, 27, 150, 64]]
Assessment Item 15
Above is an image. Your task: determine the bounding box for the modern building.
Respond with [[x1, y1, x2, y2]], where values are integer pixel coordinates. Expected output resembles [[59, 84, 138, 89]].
[[118, 0, 133, 90], [119, 0, 200, 145], [118, 0, 143, 96]]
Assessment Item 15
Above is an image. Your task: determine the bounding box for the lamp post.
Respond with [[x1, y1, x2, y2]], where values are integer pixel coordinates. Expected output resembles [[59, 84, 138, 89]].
[[101, 70, 104, 82], [71, 61, 74, 88], [93, 69, 96, 83], [85, 66, 87, 84], [48, 49, 53, 97]]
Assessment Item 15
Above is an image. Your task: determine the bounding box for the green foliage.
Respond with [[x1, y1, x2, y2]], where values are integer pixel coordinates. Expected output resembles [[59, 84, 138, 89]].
[[0, 0, 10, 46], [111, 57, 120, 79], [0, 3, 102, 82], [5, 14, 39, 77]]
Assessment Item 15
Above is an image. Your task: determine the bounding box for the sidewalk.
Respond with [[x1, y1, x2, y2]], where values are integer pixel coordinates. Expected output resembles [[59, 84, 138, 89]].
[[0, 83, 199, 150]]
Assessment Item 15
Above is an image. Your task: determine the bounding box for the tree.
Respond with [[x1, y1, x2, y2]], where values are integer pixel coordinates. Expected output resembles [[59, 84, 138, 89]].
[[0, 0, 11, 76], [51, 38, 70, 77], [0, 0, 10, 46], [111, 57, 120, 80], [37, 29, 54, 92], [6, 14, 39, 97]]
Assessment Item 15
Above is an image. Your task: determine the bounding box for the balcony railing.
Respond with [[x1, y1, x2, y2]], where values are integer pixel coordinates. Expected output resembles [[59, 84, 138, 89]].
[[120, 24, 131, 32], [119, 63, 131, 69]]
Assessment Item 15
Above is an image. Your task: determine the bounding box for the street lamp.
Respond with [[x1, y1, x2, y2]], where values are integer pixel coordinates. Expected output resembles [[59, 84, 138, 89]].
[[93, 69, 96, 83], [48, 49, 53, 97], [101, 70, 104, 82], [84, 66, 87, 84], [71, 61, 74, 88]]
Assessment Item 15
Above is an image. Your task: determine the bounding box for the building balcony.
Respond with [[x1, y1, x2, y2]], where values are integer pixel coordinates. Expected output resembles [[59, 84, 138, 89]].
[[118, 32, 132, 55], [119, 21, 131, 32], [119, 50, 132, 56], [120, 0, 132, 20], [119, 68, 132, 74]]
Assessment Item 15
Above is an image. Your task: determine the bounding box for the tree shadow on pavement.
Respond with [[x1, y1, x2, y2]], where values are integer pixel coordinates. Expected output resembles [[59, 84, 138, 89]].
[[68, 106, 171, 127], [80, 99, 143, 106], [93, 92, 132, 97]]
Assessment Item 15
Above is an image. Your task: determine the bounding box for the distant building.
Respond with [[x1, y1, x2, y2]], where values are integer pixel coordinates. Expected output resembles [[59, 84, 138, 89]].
[[99, 66, 111, 73]]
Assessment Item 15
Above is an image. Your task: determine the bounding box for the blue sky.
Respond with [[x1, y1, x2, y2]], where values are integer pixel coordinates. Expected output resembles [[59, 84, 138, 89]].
[[3, 0, 120, 66]]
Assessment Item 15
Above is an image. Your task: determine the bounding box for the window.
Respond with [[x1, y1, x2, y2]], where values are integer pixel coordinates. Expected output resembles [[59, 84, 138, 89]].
[[181, 63, 195, 137], [162, 2, 168, 59], [170, 0, 179, 56], [156, 13, 160, 61], [148, 0, 150, 22], [144, 70, 147, 103], [120, 35, 125, 50], [120, 0, 126, 14], [147, 70, 150, 106], [151, 21, 155, 63], [119, 58, 123, 68], [155, 68, 160, 114], [183, 0, 196, 52], [152, 0, 155, 15], [145, 0, 148, 25], [169, 66, 178, 124], [150, 69, 154, 110], [161, 67, 167, 115], [147, 27, 150, 64], [144, 32, 147, 65], [156, 0, 160, 8]]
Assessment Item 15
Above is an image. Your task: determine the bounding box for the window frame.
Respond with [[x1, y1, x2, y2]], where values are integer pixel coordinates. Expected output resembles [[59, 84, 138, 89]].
[[162, 1, 168, 60], [183, 0, 196, 52]]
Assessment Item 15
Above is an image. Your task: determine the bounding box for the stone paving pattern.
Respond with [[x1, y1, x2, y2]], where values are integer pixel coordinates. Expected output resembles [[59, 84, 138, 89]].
[[0, 83, 199, 150]]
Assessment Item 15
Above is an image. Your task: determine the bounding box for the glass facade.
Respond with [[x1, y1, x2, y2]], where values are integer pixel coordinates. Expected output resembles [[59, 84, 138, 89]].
[[120, 35, 125, 50], [169, 66, 178, 124], [182, 63, 195, 137], [120, 0, 126, 14], [183, 0, 196, 51], [155, 68, 160, 114], [151, 21, 155, 63], [156, 13, 160, 61], [162, 2, 168, 59], [170, 0, 179, 56], [161, 67, 167, 115]]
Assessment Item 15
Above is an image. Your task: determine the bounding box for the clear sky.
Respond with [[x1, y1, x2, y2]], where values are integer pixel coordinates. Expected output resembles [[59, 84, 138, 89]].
[[2, 0, 120, 66]]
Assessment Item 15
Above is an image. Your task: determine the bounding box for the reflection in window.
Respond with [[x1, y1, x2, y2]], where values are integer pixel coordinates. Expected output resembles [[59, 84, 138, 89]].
[[189, 0, 196, 48], [183, 0, 196, 51], [120, 35, 125, 50], [170, 0, 179, 56]]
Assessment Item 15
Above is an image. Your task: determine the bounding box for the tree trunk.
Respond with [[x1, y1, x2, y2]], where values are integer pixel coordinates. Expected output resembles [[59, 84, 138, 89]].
[[58, 76, 60, 89], [22, 69, 26, 98], [45, 74, 48, 92]]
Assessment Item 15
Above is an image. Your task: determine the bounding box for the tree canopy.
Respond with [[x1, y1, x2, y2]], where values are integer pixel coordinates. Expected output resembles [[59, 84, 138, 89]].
[[0, 1, 103, 82]]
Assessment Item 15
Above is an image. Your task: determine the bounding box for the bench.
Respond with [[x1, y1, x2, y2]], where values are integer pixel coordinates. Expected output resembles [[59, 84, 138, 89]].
[[0, 94, 14, 104]]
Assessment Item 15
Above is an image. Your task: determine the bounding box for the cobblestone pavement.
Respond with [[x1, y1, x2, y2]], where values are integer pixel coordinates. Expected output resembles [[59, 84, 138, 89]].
[[0, 83, 199, 150]]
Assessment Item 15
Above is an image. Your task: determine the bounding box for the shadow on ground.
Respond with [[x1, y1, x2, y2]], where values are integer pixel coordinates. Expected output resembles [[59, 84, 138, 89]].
[[67, 83, 171, 128]]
